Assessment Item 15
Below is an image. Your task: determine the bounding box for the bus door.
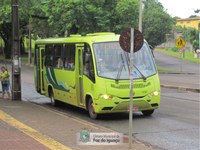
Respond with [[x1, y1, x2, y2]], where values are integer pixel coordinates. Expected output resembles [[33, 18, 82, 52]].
[[35, 45, 45, 94], [77, 45, 84, 106]]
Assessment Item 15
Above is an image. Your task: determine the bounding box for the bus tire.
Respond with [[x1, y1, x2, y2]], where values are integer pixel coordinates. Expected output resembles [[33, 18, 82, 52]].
[[49, 90, 57, 106], [88, 98, 98, 119], [142, 109, 154, 116]]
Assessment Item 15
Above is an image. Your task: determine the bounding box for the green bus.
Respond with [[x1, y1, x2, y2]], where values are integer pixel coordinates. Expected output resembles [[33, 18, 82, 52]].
[[34, 32, 160, 119]]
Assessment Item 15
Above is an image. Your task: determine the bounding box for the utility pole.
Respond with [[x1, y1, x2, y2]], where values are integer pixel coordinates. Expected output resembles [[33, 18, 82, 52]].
[[28, 17, 32, 65], [11, 0, 21, 100], [194, 9, 200, 49], [139, 0, 143, 32]]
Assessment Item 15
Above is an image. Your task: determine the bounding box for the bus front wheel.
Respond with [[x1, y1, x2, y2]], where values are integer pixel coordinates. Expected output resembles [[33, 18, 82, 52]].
[[50, 90, 57, 106], [142, 110, 154, 116], [88, 98, 98, 119]]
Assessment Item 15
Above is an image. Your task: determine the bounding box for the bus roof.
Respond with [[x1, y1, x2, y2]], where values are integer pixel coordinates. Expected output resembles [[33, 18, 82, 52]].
[[35, 32, 120, 45]]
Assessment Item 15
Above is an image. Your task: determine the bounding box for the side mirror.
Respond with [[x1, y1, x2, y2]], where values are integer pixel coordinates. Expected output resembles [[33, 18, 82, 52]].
[[85, 53, 91, 63], [149, 45, 154, 57]]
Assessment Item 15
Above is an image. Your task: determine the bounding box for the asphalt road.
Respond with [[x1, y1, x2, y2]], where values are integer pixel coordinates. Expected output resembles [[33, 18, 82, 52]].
[[20, 82, 199, 150], [17, 65, 199, 150], [154, 50, 199, 74], [1, 51, 199, 150]]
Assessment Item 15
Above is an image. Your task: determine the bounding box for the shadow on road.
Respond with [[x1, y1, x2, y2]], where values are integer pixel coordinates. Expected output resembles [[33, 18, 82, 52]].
[[35, 101, 154, 121]]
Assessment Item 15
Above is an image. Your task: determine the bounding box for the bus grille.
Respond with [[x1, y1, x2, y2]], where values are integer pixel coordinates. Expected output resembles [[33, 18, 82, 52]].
[[111, 82, 151, 89]]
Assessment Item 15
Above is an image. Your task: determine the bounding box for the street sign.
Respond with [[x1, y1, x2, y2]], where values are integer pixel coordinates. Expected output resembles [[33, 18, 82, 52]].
[[119, 28, 143, 53], [176, 37, 186, 49]]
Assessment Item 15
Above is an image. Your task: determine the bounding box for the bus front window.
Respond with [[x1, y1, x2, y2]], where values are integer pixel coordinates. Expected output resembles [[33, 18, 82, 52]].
[[93, 42, 156, 80]]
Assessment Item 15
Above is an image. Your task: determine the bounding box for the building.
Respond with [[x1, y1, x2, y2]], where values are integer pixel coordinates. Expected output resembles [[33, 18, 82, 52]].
[[176, 17, 200, 30]]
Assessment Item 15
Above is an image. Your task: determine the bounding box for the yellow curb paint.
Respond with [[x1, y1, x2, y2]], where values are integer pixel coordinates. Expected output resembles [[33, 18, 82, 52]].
[[0, 110, 71, 150]]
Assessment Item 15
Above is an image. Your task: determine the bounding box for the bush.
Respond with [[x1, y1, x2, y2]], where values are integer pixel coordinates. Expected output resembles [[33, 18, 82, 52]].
[[170, 47, 179, 52]]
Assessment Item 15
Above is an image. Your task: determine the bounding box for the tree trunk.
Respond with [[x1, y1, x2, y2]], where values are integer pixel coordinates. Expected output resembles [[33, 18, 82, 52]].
[[4, 37, 12, 59], [0, 22, 12, 59], [20, 37, 25, 55]]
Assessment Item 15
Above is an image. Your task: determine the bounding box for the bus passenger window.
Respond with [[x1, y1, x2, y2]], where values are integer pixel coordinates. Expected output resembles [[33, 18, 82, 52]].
[[64, 58, 75, 70], [63, 44, 75, 71], [57, 58, 63, 68]]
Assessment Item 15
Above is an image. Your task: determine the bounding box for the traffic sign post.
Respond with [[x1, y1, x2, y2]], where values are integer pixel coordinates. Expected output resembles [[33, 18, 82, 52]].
[[129, 28, 134, 149], [119, 28, 143, 149], [176, 37, 186, 72], [179, 51, 183, 72]]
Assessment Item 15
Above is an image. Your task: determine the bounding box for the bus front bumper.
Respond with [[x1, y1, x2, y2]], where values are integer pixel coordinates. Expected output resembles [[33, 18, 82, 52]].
[[94, 94, 160, 114]]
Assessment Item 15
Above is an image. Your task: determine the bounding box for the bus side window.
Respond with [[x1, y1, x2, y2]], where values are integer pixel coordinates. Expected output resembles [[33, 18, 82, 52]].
[[45, 45, 54, 67], [83, 44, 95, 82], [64, 58, 75, 70], [63, 44, 75, 71], [54, 45, 63, 69]]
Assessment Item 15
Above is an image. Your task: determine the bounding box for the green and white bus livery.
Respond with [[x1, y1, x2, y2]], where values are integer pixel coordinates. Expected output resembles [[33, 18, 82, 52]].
[[34, 32, 160, 119]]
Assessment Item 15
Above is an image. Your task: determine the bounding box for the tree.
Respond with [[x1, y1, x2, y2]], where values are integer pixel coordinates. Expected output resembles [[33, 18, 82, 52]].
[[0, 0, 145, 59], [113, 0, 139, 33], [0, 0, 12, 59], [42, 0, 139, 36], [189, 28, 199, 50], [142, 0, 173, 47]]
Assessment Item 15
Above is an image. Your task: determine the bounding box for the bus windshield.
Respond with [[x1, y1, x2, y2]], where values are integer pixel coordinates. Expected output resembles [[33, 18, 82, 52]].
[[93, 41, 156, 80]]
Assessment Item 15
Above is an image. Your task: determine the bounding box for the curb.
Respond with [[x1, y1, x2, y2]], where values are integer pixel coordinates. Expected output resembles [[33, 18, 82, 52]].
[[161, 84, 200, 93], [159, 72, 197, 75]]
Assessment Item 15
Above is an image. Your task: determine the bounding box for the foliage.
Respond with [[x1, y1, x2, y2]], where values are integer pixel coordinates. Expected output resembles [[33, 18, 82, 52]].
[[189, 15, 198, 18], [113, 0, 139, 33], [170, 46, 178, 52], [189, 29, 199, 50], [0, 0, 139, 59], [0, 0, 174, 59], [42, 0, 139, 36], [0, 0, 49, 58], [142, 0, 173, 47], [0, 0, 12, 58], [175, 26, 199, 50]]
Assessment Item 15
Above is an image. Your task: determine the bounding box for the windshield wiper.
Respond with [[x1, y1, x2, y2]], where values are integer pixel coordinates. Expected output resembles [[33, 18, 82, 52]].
[[133, 64, 146, 81], [124, 53, 146, 81], [116, 53, 126, 82]]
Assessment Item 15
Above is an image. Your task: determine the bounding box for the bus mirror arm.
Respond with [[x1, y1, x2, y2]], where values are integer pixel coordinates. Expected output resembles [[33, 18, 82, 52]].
[[149, 45, 154, 57]]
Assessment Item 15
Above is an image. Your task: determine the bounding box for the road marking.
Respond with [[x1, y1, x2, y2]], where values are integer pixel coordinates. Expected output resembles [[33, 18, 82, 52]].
[[0, 110, 71, 150]]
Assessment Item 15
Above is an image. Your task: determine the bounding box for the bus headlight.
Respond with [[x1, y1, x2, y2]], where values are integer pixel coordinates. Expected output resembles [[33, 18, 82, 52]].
[[151, 91, 159, 97], [99, 94, 113, 100]]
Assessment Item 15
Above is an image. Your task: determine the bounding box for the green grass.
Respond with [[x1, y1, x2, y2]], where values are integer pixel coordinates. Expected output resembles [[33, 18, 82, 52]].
[[157, 66, 178, 73], [156, 48, 200, 64]]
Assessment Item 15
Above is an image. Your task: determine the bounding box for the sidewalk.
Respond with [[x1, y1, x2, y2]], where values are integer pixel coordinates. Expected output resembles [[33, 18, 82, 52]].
[[0, 99, 155, 150], [159, 73, 200, 93], [0, 119, 49, 150]]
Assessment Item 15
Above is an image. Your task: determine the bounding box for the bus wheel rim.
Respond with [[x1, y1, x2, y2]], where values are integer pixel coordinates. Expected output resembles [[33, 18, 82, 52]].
[[51, 94, 55, 105], [89, 103, 95, 115]]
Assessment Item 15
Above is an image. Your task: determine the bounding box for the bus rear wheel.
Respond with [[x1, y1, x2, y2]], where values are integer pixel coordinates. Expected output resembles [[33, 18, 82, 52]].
[[50, 90, 57, 106], [88, 98, 98, 119], [142, 110, 154, 116]]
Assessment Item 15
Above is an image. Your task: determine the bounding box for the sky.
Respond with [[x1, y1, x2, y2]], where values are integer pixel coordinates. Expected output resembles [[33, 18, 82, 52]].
[[157, 0, 200, 18]]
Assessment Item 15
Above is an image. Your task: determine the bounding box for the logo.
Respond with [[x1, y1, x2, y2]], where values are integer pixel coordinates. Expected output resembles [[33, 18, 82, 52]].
[[79, 129, 90, 143], [77, 130, 123, 145]]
